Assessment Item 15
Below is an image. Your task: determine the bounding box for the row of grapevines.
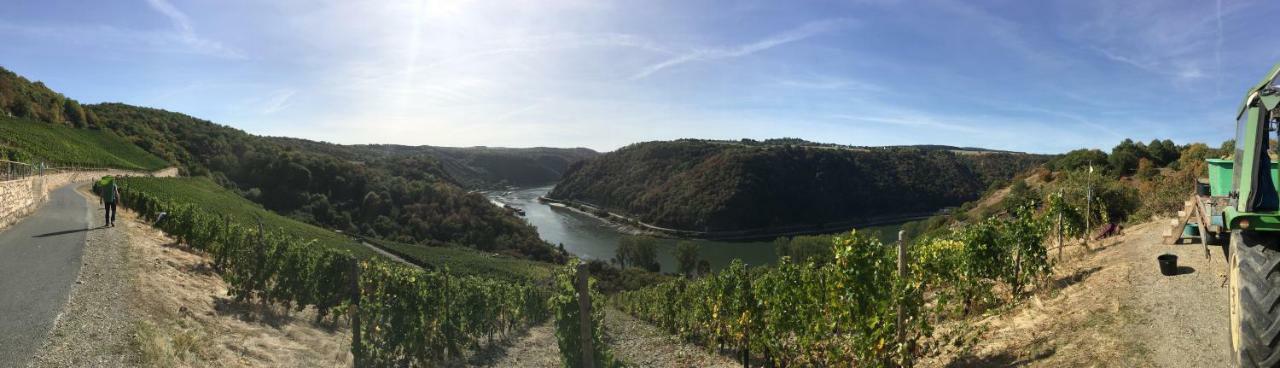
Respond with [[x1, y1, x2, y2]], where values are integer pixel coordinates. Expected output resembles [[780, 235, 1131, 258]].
[[549, 259, 617, 368], [112, 178, 550, 365], [615, 203, 1059, 367], [120, 184, 353, 316], [357, 261, 549, 366], [918, 204, 1051, 316], [614, 230, 922, 367]]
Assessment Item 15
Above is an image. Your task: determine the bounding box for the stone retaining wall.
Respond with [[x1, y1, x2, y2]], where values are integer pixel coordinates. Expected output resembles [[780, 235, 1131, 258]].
[[0, 168, 177, 231]]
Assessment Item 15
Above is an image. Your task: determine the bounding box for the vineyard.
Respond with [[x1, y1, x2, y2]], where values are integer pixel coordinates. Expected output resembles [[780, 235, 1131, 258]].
[[615, 202, 1073, 367], [115, 177, 374, 257], [0, 115, 169, 171], [366, 237, 557, 282], [111, 177, 558, 365]]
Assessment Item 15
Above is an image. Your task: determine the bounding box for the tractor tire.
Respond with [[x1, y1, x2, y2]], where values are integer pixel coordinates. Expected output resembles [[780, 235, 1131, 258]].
[[1229, 229, 1280, 367]]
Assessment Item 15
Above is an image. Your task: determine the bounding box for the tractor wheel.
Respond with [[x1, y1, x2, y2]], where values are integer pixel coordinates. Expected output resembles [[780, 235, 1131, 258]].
[[1229, 229, 1280, 367]]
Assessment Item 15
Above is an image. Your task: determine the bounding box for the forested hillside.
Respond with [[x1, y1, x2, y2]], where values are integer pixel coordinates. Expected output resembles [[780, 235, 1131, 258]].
[[0, 66, 559, 262], [336, 144, 596, 189], [549, 139, 1048, 233], [0, 67, 96, 128]]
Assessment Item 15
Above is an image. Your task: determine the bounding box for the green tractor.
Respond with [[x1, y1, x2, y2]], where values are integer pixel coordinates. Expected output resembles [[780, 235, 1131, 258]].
[[1200, 62, 1280, 367]]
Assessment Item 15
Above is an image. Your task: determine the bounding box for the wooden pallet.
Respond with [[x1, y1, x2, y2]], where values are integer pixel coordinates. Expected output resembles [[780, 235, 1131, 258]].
[[1163, 194, 1217, 257], [1167, 195, 1203, 244]]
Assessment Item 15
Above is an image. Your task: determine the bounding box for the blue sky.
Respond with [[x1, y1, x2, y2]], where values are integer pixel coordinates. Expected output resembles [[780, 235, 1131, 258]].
[[1, 0, 1276, 153]]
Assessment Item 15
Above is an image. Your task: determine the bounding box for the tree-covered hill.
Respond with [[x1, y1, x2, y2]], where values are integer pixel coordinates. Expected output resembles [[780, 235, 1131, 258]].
[[316, 143, 598, 189], [0, 66, 560, 262], [548, 139, 1049, 233]]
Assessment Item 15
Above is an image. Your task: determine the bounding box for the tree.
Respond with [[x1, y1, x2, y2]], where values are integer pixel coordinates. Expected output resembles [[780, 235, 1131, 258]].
[[1136, 157, 1157, 179], [1146, 139, 1178, 167], [675, 241, 699, 276], [1221, 140, 1237, 155], [1109, 139, 1147, 176], [616, 235, 658, 271], [1050, 149, 1108, 172]]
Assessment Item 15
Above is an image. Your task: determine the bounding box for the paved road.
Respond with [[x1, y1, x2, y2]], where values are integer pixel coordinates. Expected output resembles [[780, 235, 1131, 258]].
[[0, 184, 95, 366]]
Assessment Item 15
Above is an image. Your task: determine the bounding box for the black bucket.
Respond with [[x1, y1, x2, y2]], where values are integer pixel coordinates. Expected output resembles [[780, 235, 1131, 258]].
[[1158, 254, 1178, 276]]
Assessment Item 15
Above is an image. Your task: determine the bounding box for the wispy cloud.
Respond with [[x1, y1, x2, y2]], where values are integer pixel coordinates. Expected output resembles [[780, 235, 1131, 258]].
[[775, 75, 881, 92], [830, 113, 981, 134], [630, 18, 855, 80], [1068, 0, 1249, 85], [258, 89, 296, 114], [143, 0, 244, 59]]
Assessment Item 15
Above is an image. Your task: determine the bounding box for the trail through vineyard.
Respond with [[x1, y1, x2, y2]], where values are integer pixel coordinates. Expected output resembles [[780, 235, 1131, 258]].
[[477, 308, 737, 367], [924, 220, 1230, 367]]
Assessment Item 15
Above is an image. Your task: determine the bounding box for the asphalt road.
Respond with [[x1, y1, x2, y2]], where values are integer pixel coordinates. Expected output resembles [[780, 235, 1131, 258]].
[[0, 184, 95, 366]]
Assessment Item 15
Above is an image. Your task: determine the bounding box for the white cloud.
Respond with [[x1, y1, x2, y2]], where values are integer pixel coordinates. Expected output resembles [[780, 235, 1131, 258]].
[[143, 0, 244, 59], [630, 18, 856, 80], [258, 89, 296, 114]]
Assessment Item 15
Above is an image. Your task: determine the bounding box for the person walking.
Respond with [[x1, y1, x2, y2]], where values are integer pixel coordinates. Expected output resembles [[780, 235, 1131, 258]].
[[102, 176, 120, 227]]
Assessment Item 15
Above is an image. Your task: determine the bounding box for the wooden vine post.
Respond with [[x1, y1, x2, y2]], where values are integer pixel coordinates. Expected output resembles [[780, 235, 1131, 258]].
[[1056, 189, 1064, 260], [349, 259, 364, 368], [743, 272, 751, 368], [896, 230, 906, 345], [576, 263, 595, 368]]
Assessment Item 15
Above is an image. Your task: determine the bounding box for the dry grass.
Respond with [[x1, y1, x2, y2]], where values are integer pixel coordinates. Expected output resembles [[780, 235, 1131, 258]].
[[119, 207, 353, 368], [918, 219, 1231, 367]]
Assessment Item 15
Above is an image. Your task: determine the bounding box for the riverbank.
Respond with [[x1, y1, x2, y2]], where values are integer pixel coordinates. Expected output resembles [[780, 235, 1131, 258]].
[[537, 196, 935, 241]]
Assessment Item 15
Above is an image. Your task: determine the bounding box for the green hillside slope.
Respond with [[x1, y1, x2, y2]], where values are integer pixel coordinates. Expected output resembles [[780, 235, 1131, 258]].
[[549, 139, 1049, 234], [0, 115, 168, 171], [118, 177, 562, 281], [0, 66, 559, 262], [85, 103, 559, 262]]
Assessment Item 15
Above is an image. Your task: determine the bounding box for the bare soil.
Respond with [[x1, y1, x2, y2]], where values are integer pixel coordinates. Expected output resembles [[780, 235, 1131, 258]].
[[921, 219, 1230, 367], [121, 203, 353, 367]]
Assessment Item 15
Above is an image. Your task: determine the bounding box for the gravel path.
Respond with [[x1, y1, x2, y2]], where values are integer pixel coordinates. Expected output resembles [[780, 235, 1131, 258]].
[[472, 322, 561, 368], [924, 220, 1231, 367], [28, 185, 138, 367], [604, 308, 738, 368]]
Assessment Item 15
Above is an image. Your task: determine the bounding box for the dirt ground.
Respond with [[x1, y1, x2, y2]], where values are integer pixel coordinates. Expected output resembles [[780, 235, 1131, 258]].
[[120, 203, 353, 367], [922, 219, 1231, 367]]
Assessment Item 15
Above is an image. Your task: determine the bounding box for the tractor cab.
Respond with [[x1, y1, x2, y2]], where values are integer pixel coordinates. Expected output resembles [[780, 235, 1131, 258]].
[[1224, 63, 1280, 232]]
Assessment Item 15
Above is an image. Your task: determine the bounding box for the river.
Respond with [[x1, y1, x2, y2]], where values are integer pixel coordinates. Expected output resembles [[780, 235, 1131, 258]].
[[489, 186, 910, 273]]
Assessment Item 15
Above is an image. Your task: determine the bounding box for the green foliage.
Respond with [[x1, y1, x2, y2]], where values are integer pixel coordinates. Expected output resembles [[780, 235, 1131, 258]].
[[584, 260, 673, 294], [772, 234, 836, 265], [675, 241, 700, 276], [1145, 139, 1179, 167], [366, 238, 556, 282], [116, 179, 358, 317], [0, 68, 97, 128], [1047, 148, 1107, 172], [1108, 138, 1181, 176], [551, 260, 616, 368], [616, 200, 1061, 366], [0, 116, 168, 170], [549, 140, 1048, 232], [117, 177, 374, 256], [113, 177, 548, 365], [616, 231, 924, 367], [357, 261, 549, 366], [614, 235, 658, 271], [1041, 169, 1139, 225], [84, 103, 559, 262], [360, 145, 599, 189], [1000, 179, 1040, 212]]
